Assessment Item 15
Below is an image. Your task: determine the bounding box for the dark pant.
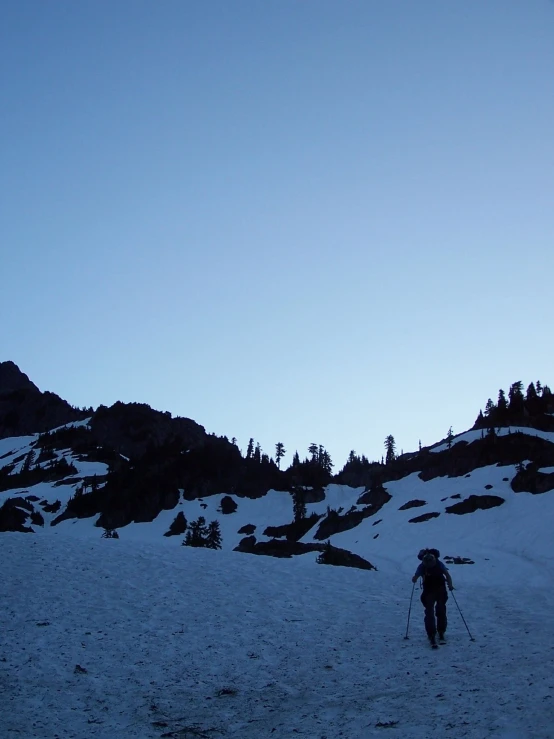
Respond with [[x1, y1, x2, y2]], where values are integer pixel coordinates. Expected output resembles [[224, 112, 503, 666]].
[[421, 589, 448, 638]]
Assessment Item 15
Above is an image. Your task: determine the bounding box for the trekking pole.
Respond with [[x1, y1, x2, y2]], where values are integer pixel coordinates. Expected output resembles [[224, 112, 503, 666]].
[[450, 589, 475, 641], [404, 581, 416, 639]]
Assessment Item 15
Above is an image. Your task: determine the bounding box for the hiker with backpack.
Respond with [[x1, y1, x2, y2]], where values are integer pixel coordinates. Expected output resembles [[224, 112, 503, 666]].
[[412, 548, 454, 647]]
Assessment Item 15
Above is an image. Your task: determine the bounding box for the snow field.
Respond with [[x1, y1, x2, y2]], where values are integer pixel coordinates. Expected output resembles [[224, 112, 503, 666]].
[[2, 533, 554, 738]]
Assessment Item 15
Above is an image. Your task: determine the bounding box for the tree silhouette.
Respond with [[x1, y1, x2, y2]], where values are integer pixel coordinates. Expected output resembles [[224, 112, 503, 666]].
[[206, 521, 222, 549], [384, 435, 396, 464], [275, 442, 286, 469]]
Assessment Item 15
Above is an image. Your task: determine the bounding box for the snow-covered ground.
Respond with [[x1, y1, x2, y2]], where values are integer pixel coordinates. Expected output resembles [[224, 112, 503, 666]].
[[2, 532, 554, 739], [431, 426, 554, 453]]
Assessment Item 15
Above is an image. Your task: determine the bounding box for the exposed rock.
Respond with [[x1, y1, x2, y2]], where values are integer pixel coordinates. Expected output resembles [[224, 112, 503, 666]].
[[314, 505, 376, 540], [316, 542, 376, 570], [238, 524, 256, 535], [398, 499, 426, 511], [0, 361, 40, 393], [0, 363, 87, 440], [444, 555, 475, 565], [234, 537, 376, 571], [511, 468, 554, 495], [408, 511, 440, 523], [0, 498, 34, 532], [264, 513, 321, 542], [219, 495, 238, 514], [89, 402, 206, 460], [445, 495, 505, 515], [30, 510, 44, 527], [164, 511, 187, 537]]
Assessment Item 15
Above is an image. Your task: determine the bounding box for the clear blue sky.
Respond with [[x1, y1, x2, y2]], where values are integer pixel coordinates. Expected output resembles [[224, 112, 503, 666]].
[[1, 0, 553, 468]]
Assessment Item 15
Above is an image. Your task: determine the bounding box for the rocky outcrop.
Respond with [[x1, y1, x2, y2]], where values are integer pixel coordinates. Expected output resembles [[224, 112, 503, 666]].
[[0, 497, 35, 533], [89, 402, 206, 460], [511, 467, 554, 495], [234, 536, 376, 571], [0, 361, 39, 393], [399, 499, 426, 511], [263, 512, 322, 542], [445, 495, 505, 515], [408, 511, 440, 523]]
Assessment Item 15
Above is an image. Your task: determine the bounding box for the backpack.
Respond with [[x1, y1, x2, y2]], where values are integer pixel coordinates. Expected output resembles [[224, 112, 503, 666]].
[[417, 547, 440, 561], [418, 548, 446, 590]]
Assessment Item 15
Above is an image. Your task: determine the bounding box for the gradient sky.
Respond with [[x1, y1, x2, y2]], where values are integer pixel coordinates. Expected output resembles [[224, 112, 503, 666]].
[[1, 0, 553, 469]]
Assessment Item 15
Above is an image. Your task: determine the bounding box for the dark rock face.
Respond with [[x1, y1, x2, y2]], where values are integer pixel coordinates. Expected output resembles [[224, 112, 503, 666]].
[[238, 523, 256, 535], [0, 362, 89, 440], [408, 512, 440, 523], [234, 536, 376, 571], [0, 497, 35, 533], [444, 555, 475, 565], [89, 402, 206, 460], [263, 513, 322, 542], [0, 361, 39, 393], [219, 495, 238, 514], [164, 511, 187, 537], [445, 495, 505, 515], [398, 499, 426, 511], [356, 484, 392, 511], [314, 505, 375, 540], [511, 468, 554, 495]]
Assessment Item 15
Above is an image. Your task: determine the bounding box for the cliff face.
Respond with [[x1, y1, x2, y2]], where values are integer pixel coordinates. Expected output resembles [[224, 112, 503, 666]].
[[0, 362, 87, 440]]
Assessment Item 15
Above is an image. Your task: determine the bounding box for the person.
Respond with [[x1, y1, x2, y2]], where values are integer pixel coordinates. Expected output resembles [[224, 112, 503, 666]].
[[412, 548, 454, 646]]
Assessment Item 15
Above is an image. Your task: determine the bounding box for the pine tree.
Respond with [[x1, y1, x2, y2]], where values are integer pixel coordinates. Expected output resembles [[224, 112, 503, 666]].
[[292, 489, 307, 522], [384, 435, 396, 464], [308, 443, 318, 462], [484, 399, 495, 416], [526, 382, 537, 402], [184, 516, 208, 547], [508, 381, 524, 412], [497, 389, 508, 413], [315, 447, 333, 474], [205, 520, 222, 549], [253, 443, 262, 464], [536, 381, 542, 396], [246, 438, 254, 459], [275, 442, 286, 469], [292, 450, 300, 467], [446, 427, 454, 449]]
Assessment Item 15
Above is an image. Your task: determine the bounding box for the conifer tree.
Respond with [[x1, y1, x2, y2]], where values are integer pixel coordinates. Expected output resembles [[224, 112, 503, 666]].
[[497, 389, 508, 414], [253, 443, 262, 464], [508, 381, 524, 412], [384, 435, 396, 464], [246, 438, 254, 459], [184, 516, 208, 547], [320, 449, 333, 474], [206, 520, 222, 550], [275, 442, 286, 469], [446, 427, 454, 449], [292, 488, 307, 522], [308, 443, 318, 462]]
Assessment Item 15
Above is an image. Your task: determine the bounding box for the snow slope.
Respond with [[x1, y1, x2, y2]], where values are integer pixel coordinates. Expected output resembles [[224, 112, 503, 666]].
[[2, 533, 554, 739], [2, 419, 554, 737]]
